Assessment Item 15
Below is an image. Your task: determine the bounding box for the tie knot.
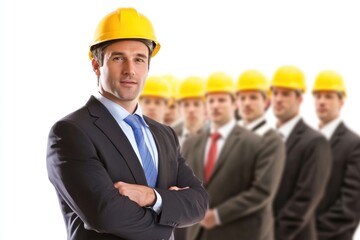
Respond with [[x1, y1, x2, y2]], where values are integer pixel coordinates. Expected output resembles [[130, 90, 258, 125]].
[[124, 114, 141, 130], [211, 132, 221, 141]]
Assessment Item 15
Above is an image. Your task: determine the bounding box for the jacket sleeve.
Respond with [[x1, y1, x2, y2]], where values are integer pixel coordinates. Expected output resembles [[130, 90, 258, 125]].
[[155, 126, 209, 228], [47, 120, 173, 240], [276, 136, 332, 240], [317, 139, 360, 239]]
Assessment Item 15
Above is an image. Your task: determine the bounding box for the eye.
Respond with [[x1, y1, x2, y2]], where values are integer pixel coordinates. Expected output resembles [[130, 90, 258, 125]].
[[135, 57, 146, 63], [112, 56, 124, 62]]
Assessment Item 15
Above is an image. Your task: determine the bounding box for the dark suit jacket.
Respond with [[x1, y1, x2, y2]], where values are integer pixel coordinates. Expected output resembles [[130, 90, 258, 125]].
[[46, 96, 208, 240], [316, 122, 360, 240], [273, 119, 332, 240], [182, 124, 285, 240]]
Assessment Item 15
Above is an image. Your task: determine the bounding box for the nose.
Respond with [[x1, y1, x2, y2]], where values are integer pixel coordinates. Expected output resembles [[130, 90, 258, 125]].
[[122, 61, 135, 76]]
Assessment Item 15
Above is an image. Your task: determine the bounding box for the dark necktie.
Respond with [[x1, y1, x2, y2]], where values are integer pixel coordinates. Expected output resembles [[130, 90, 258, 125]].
[[204, 132, 221, 183], [124, 114, 157, 187]]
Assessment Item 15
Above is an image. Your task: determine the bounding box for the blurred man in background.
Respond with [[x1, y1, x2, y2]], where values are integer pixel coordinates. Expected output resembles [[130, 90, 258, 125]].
[[172, 76, 208, 147], [139, 75, 171, 123], [312, 70, 360, 240], [163, 74, 182, 126], [183, 72, 279, 240], [271, 65, 332, 240]]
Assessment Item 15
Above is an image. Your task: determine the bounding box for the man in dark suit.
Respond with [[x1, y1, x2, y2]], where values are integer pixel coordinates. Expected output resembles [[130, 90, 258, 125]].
[[46, 7, 208, 240], [182, 72, 282, 240], [270, 65, 332, 240], [312, 70, 360, 240]]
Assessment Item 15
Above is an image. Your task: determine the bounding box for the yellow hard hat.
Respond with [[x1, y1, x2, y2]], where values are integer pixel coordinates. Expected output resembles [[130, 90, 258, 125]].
[[89, 8, 160, 58], [163, 74, 180, 101], [206, 72, 235, 94], [237, 70, 269, 92], [141, 76, 171, 99], [271, 65, 306, 92], [178, 76, 206, 100], [312, 70, 346, 96]]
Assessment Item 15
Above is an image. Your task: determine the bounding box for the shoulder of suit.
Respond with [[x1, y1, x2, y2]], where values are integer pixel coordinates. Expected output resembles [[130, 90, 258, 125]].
[[337, 123, 360, 142], [263, 128, 282, 141], [233, 125, 262, 143]]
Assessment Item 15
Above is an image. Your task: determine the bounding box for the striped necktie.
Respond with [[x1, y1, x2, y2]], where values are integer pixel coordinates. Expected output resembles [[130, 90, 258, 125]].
[[124, 114, 157, 187]]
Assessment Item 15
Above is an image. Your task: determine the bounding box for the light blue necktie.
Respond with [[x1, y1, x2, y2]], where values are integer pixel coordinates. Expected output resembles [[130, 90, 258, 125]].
[[124, 114, 158, 187]]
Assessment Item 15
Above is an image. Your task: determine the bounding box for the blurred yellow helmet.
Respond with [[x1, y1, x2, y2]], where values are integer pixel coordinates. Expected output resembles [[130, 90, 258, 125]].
[[141, 76, 171, 99], [163, 74, 180, 104], [271, 65, 306, 92], [237, 70, 269, 92], [312, 70, 346, 96], [178, 76, 206, 100], [206, 72, 235, 94], [89, 8, 160, 59]]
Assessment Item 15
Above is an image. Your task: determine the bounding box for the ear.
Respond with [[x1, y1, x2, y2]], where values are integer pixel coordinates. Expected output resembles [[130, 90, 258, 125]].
[[92, 58, 100, 77], [298, 94, 303, 104], [265, 98, 271, 111]]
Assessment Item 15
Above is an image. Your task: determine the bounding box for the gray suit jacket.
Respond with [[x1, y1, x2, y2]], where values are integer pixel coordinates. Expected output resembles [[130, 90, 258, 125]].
[[273, 119, 332, 240], [47, 96, 208, 240], [316, 122, 360, 240], [182, 124, 285, 240]]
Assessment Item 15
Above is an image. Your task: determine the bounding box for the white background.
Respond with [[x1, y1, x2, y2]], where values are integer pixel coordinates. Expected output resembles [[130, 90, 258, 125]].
[[1, 0, 359, 239]]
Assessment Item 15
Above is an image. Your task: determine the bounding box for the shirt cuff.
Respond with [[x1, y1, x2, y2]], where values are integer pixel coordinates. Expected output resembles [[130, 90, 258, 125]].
[[213, 208, 221, 225], [151, 189, 162, 214]]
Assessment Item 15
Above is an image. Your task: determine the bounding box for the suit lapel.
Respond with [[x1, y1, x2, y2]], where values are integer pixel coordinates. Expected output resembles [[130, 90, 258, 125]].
[[86, 96, 148, 185], [206, 125, 241, 185], [196, 130, 210, 181], [286, 119, 306, 153], [330, 122, 346, 148]]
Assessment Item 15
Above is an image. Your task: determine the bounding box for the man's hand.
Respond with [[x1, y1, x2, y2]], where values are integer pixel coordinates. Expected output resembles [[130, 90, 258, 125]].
[[168, 186, 189, 191], [114, 181, 156, 207], [200, 209, 218, 229]]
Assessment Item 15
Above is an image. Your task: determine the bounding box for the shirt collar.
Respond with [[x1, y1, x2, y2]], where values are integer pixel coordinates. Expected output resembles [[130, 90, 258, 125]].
[[319, 117, 342, 140], [94, 92, 148, 127], [238, 116, 266, 130], [210, 119, 237, 140], [277, 115, 301, 141]]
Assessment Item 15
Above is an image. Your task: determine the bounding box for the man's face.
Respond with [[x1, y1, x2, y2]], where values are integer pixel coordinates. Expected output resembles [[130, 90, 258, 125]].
[[164, 101, 181, 125], [139, 96, 168, 123], [314, 91, 343, 125], [236, 90, 267, 124], [179, 98, 206, 129], [94, 40, 149, 107], [206, 93, 236, 128], [271, 87, 302, 123]]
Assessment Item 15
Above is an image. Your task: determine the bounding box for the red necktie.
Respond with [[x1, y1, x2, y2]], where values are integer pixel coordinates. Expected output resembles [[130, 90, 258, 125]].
[[204, 132, 221, 183]]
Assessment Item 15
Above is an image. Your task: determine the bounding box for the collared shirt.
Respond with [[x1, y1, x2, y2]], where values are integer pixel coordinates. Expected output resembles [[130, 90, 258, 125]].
[[204, 119, 237, 165], [94, 92, 162, 213], [319, 117, 342, 140], [238, 116, 272, 137], [277, 115, 302, 142], [178, 127, 190, 147]]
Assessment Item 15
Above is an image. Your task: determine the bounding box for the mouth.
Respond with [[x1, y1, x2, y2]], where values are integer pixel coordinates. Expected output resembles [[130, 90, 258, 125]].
[[244, 108, 253, 114], [120, 79, 137, 86]]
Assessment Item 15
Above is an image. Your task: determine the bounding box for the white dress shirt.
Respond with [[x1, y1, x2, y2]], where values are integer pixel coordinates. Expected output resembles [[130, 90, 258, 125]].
[[319, 117, 342, 140], [277, 115, 302, 142]]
